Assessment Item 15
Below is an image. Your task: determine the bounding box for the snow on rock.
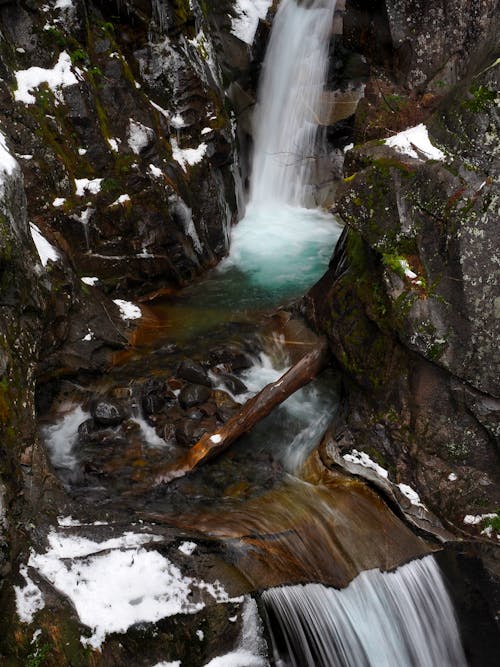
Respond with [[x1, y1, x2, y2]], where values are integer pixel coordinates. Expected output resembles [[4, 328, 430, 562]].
[[128, 119, 154, 154], [81, 276, 98, 286], [14, 51, 80, 105], [170, 137, 207, 172], [397, 483, 425, 508], [463, 513, 497, 525], [385, 124, 446, 161], [29, 223, 59, 266], [178, 541, 197, 556], [113, 299, 142, 321], [343, 449, 389, 479], [27, 530, 243, 650], [107, 138, 120, 152], [149, 164, 163, 178], [14, 565, 45, 624], [170, 113, 186, 129], [109, 194, 131, 207], [75, 178, 103, 196], [231, 0, 273, 45], [0, 129, 19, 178]]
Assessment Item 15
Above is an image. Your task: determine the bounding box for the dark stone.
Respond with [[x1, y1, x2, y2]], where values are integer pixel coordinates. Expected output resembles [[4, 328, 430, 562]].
[[177, 359, 211, 387], [208, 347, 253, 371], [216, 374, 247, 396], [141, 377, 173, 415], [175, 419, 207, 447], [179, 383, 211, 409], [78, 418, 98, 443], [91, 399, 126, 427], [163, 423, 177, 446]]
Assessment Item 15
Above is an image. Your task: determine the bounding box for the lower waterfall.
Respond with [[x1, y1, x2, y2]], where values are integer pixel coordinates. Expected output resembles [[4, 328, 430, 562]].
[[263, 555, 467, 667]]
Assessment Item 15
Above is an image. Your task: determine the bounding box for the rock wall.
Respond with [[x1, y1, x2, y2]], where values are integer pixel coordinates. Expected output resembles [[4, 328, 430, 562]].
[[305, 1, 499, 536]]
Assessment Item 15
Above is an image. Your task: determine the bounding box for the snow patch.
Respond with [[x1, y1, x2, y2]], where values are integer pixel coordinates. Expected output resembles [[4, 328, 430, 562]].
[[128, 119, 154, 154], [149, 164, 163, 178], [30, 223, 59, 266], [81, 276, 98, 286], [398, 483, 425, 508], [231, 0, 273, 45], [0, 130, 19, 178], [385, 124, 445, 161], [343, 449, 389, 479], [210, 434, 222, 444], [14, 51, 80, 105], [464, 513, 497, 525], [109, 194, 131, 207], [27, 530, 242, 650], [14, 566, 45, 624], [178, 542, 197, 556], [75, 178, 102, 196], [113, 299, 142, 320], [107, 138, 120, 152], [170, 137, 207, 172], [52, 197, 65, 207]]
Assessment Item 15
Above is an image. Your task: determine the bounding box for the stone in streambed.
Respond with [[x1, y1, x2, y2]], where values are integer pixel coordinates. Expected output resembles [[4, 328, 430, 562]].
[[208, 346, 253, 371], [179, 383, 211, 409], [141, 377, 177, 416], [177, 359, 211, 387], [91, 399, 126, 427], [175, 419, 207, 447], [215, 373, 247, 396]]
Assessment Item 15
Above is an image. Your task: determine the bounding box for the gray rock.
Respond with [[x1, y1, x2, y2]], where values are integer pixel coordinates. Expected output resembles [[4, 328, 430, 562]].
[[179, 383, 211, 409]]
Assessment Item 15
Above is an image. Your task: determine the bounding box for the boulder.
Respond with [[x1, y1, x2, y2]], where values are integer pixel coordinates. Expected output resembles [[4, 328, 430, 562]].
[[178, 383, 211, 409], [177, 359, 211, 387], [91, 399, 126, 428]]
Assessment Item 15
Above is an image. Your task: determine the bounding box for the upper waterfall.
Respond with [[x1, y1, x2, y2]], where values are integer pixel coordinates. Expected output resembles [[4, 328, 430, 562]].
[[249, 0, 335, 208]]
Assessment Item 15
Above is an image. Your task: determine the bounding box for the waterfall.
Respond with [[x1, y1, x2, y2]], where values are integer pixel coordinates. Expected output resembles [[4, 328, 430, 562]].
[[263, 555, 467, 667], [250, 0, 335, 207]]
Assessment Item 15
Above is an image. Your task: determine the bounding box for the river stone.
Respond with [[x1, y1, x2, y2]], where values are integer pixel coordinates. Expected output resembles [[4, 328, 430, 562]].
[[208, 346, 253, 371], [175, 419, 207, 447], [91, 399, 126, 427], [177, 359, 211, 387], [178, 383, 211, 409], [217, 374, 247, 396]]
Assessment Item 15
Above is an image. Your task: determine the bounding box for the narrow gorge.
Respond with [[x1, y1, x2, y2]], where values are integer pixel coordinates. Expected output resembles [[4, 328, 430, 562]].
[[0, 1, 498, 665]]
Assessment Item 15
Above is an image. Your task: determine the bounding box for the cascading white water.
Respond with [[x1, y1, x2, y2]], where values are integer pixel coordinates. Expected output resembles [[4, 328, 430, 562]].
[[263, 555, 467, 667], [250, 0, 335, 207], [225, 0, 340, 291]]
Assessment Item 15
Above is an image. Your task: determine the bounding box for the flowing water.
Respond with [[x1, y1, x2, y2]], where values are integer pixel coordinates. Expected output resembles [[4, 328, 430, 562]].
[[250, 0, 336, 206], [263, 556, 467, 667]]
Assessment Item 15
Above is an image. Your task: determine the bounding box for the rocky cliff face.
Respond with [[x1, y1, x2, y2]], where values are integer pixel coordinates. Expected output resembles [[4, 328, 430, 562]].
[[306, 1, 499, 539], [0, 1, 262, 662]]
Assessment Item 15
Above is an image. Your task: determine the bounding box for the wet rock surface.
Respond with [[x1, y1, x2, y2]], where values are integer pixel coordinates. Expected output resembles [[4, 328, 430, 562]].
[[305, 8, 499, 541]]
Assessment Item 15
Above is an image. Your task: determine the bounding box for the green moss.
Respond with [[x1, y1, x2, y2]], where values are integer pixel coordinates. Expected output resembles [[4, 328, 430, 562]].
[[482, 511, 500, 533], [381, 252, 407, 278], [69, 48, 88, 65], [462, 85, 496, 113]]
